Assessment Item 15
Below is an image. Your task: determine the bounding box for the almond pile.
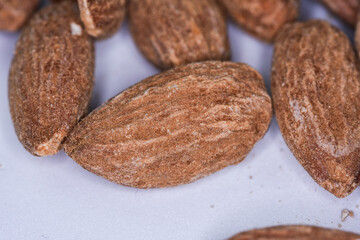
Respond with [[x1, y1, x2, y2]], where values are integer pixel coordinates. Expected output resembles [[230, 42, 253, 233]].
[[2, 0, 360, 237]]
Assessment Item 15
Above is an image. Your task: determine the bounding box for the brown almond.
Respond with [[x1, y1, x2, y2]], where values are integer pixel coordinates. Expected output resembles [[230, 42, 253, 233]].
[[8, 1, 94, 156], [78, 0, 127, 39], [229, 225, 360, 239], [271, 20, 360, 198], [0, 0, 39, 31], [64, 61, 272, 189], [319, 0, 358, 26], [129, 0, 230, 69], [219, 0, 299, 42]]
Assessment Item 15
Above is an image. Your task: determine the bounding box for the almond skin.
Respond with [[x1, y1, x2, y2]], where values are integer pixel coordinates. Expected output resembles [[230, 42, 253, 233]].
[[271, 20, 360, 198], [8, 1, 94, 156], [129, 0, 230, 69], [229, 225, 360, 239], [64, 61, 272, 189], [78, 0, 127, 39], [219, 0, 299, 42], [319, 0, 358, 26], [0, 0, 39, 31]]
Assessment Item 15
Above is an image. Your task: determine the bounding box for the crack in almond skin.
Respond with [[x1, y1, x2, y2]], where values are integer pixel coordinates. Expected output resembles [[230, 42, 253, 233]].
[[0, 0, 39, 31], [229, 225, 360, 239], [271, 20, 360, 198], [319, 0, 359, 26], [219, 0, 299, 42], [78, 0, 127, 39], [129, 0, 230, 69], [64, 61, 272, 189], [8, 1, 94, 156]]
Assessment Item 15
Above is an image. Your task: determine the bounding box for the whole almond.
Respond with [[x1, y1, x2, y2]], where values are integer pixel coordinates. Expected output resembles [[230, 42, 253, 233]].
[[0, 0, 39, 31], [129, 0, 230, 69], [78, 0, 127, 39], [229, 225, 360, 239], [64, 61, 272, 188], [8, 1, 94, 156], [219, 0, 299, 42], [271, 20, 360, 198], [319, 0, 358, 26]]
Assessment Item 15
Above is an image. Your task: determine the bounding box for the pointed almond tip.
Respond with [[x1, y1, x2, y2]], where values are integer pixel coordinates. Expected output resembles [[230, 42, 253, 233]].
[[33, 132, 65, 157], [321, 178, 359, 198]]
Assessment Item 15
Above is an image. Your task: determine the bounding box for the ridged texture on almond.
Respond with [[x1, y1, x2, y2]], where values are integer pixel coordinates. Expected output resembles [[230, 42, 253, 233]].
[[320, 0, 358, 26], [78, 0, 127, 39], [0, 0, 39, 31], [129, 0, 230, 69], [8, 1, 94, 156], [219, 0, 299, 42], [64, 61, 272, 188], [229, 225, 360, 240], [272, 20, 360, 198]]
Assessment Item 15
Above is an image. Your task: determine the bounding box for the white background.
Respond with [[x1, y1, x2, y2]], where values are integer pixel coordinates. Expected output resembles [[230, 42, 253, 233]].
[[0, 0, 359, 239]]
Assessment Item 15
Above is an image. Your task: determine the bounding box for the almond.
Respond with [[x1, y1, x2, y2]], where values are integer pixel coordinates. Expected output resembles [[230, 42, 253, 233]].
[[129, 0, 230, 69], [219, 0, 299, 42], [0, 0, 39, 31], [64, 61, 272, 188], [271, 20, 360, 198], [78, 0, 127, 39], [8, 1, 94, 156], [319, 0, 359, 26], [229, 225, 360, 239]]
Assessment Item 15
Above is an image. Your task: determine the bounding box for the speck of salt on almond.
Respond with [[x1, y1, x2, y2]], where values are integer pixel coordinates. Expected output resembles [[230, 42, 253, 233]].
[[71, 22, 82, 35]]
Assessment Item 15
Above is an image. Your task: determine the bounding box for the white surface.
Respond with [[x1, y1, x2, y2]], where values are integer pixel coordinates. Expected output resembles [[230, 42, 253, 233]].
[[1, 1, 359, 239]]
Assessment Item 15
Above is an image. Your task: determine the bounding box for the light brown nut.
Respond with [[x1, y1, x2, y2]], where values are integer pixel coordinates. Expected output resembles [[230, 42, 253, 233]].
[[271, 20, 360, 198], [319, 0, 359, 26], [78, 0, 127, 39], [8, 1, 94, 156], [129, 0, 230, 69], [229, 225, 360, 239], [219, 0, 299, 42], [64, 61, 272, 188], [0, 0, 39, 31]]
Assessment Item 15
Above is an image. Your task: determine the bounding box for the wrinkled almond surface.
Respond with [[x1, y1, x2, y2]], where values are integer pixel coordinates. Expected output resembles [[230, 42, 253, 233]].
[[64, 61, 272, 188], [229, 225, 360, 239], [272, 20, 360, 198], [220, 0, 299, 42], [320, 0, 358, 26], [8, 1, 94, 156], [0, 0, 39, 31], [78, 0, 127, 39], [129, 0, 230, 69]]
